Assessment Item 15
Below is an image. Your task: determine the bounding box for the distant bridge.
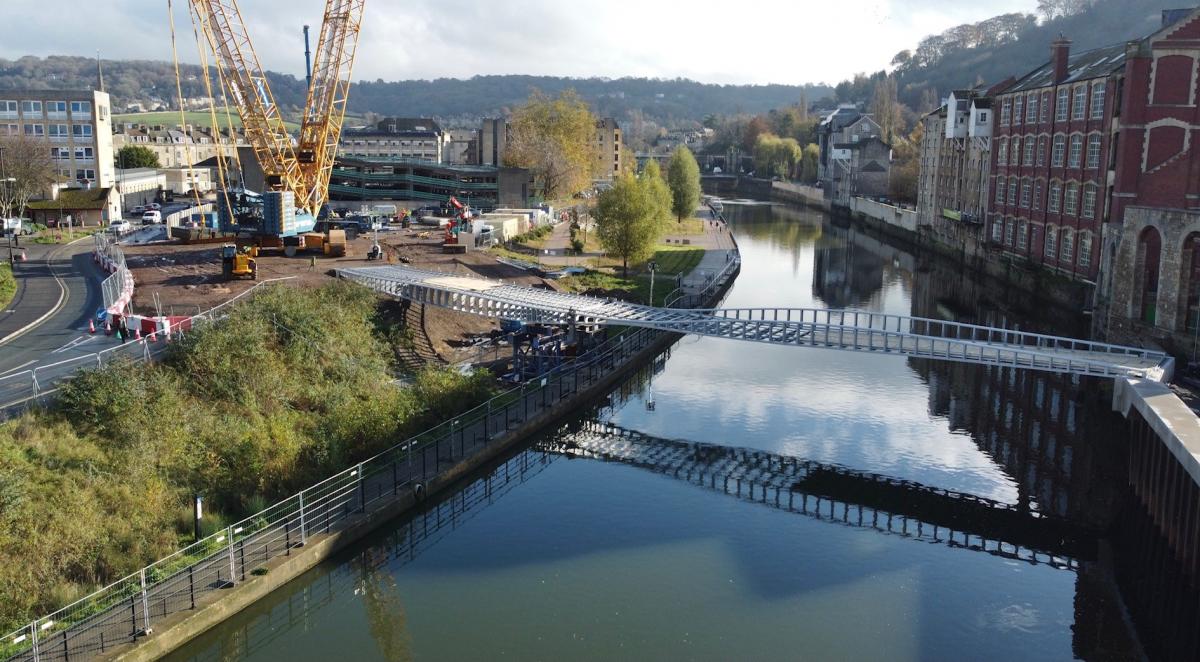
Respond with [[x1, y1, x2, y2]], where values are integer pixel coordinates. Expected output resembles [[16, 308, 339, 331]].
[[540, 422, 1094, 569], [338, 265, 1171, 381]]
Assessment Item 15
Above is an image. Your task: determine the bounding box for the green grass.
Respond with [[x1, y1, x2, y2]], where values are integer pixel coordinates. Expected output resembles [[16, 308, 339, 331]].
[[557, 269, 678, 307], [31, 227, 104, 244], [651, 246, 703, 275], [664, 217, 707, 236], [0, 263, 14, 310]]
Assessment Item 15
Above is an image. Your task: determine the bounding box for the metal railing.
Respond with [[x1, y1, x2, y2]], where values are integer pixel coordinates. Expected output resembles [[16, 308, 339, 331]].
[[1, 314, 676, 662], [0, 279, 294, 418], [94, 233, 132, 315]]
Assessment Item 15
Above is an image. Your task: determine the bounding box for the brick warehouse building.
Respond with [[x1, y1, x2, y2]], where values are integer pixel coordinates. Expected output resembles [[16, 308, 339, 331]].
[[1105, 8, 1200, 348], [988, 38, 1126, 283]]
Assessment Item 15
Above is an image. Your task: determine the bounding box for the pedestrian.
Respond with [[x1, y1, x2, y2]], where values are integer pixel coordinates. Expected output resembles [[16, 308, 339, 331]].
[[115, 315, 126, 343], [309, 255, 317, 271]]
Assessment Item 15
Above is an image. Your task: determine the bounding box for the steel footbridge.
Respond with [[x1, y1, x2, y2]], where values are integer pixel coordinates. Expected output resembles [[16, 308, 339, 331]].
[[338, 265, 1171, 381]]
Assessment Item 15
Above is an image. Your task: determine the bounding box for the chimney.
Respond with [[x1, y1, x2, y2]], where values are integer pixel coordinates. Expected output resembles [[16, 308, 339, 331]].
[[1052, 37, 1072, 84]]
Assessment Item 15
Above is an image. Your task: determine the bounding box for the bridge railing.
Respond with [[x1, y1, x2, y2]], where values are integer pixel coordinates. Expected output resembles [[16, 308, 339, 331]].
[[698, 307, 1165, 361]]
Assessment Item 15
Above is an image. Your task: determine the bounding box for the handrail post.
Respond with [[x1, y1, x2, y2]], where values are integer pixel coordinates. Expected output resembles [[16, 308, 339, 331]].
[[139, 567, 151, 634], [29, 619, 39, 662], [298, 492, 308, 546], [226, 526, 236, 584]]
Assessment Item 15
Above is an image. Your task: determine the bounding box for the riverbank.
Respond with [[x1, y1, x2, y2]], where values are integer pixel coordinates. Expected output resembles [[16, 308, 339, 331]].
[[5, 228, 739, 662]]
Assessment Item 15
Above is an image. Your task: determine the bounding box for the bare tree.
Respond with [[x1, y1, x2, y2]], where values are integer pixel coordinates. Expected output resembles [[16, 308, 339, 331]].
[[0, 133, 55, 220]]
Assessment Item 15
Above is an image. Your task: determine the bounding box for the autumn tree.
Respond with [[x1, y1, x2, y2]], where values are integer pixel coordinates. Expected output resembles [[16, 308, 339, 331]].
[[595, 173, 661, 277], [753, 134, 803, 180], [505, 89, 600, 200], [870, 76, 903, 143], [641, 160, 672, 230], [889, 122, 925, 203], [666, 146, 701, 222], [800, 143, 820, 183], [0, 133, 55, 220], [116, 145, 160, 169]]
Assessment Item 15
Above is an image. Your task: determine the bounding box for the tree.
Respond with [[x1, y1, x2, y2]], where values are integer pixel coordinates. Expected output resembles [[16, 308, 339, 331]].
[[800, 143, 820, 183], [0, 134, 55, 220], [753, 134, 803, 180], [889, 122, 924, 203], [505, 89, 600, 201], [116, 145, 160, 169], [595, 173, 660, 277], [870, 76, 902, 143], [640, 160, 672, 231], [666, 147, 701, 222]]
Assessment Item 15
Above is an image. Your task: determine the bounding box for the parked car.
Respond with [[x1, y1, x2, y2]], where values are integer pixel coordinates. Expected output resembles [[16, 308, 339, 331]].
[[109, 220, 133, 234], [131, 205, 146, 215], [141, 210, 162, 224], [148, 202, 162, 211]]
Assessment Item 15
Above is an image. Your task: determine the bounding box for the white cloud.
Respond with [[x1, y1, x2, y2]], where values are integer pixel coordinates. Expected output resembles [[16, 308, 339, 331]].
[[3, 0, 1036, 85]]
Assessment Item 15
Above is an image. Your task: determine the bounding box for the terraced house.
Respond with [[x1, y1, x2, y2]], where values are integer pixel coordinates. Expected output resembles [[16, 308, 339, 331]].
[[988, 37, 1124, 283]]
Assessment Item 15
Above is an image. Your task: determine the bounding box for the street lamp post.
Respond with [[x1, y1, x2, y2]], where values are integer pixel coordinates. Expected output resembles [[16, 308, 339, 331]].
[[647, 260, 658, 306], [1, 177, 16, 266]]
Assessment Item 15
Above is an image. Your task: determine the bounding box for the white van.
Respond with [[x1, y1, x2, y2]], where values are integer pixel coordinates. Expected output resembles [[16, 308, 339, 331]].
[[142, 210, 162, 224]]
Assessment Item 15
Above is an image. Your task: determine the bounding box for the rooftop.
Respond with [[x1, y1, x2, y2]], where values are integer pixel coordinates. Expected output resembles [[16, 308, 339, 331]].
[[27, 187, 112, 211], [1004, 42, 1129, 94]]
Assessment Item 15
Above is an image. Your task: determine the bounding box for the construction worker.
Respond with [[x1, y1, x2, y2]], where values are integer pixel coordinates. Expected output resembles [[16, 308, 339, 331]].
[[309, 255, 317, 271]]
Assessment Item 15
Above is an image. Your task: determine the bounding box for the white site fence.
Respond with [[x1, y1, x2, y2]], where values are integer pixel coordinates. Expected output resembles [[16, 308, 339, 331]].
[[0, 278, 294, 417]]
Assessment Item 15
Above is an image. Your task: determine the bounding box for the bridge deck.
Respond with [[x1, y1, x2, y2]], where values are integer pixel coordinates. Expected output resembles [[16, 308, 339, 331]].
[[338, 265, 1171, 381]]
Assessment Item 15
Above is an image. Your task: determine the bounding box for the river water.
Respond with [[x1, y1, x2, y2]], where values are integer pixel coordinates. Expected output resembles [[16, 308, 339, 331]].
[[167, 200, 1158, 661]]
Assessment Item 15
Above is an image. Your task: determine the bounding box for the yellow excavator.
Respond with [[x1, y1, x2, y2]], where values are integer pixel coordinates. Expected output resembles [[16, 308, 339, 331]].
[[221, 244, 258, 280]]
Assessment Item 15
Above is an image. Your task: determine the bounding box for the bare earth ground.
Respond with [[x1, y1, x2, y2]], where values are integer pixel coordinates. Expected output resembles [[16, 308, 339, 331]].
[[123, 229, 553, 362]]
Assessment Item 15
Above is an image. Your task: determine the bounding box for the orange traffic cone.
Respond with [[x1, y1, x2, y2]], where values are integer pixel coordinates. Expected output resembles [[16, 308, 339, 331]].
[[135, 327, 142, 341], [148, 331, 157, 343], [88, 319, 95, 334], [104, 321, 111, 336]]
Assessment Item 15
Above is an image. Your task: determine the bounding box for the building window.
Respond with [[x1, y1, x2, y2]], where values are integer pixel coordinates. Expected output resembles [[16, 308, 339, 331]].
[[1046, 225, 1058, 257], [1034, 180, 1044, 210], [23, 123, 43, 136], [1040, 92, 1050, 122], [73, 147, 94, 159], [1001, 99, 1011, 125], [1052, 135, 1065, 167], [1049, 182, 1062, 212], [1072, 86, 1087, 120], [1026, 95, 1038, 123], [47, 124, 68, 138], [995, 177, 1006, 204], [1082, 184, 1097, 218], [20, 100, 41, 114], [1056, 88, 1069, 122], [992, 217, 1004, 242], [1014, 97, 1024, 125], [1061, 228, 1074, 262], [0, 124, 16, 136], [1037, 136, 1047, 166], [1079, 231, 1092, 267], [1008, 179, 1018, 205], [1023, 139, 1035, 166], [1005, 217, 1015, 245], [1020, 180, 1032, 208], [72, 124, 92, 138], [46, 101, 66, 115], [1017, 219, 1028, 250], [0, 101, 15, 116], [1064, 182, 1079, 215], [996, 139, 1008, 165], [1010, 137, 1021, 165], [70, 101, 91, 114], [1086, 134, 1101, 169], [75, 169, 95, 181], [1068, 135, 1083, 168], [1090, 83, 1106, 119]]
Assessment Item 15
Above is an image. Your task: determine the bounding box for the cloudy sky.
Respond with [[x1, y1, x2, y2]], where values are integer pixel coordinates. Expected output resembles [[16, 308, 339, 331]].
[[3, 0, 1035, 85]]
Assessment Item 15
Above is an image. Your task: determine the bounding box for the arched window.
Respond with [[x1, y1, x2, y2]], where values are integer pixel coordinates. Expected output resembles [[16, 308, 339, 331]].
[[1008, 179, 1019, 205], [996, 139, 1008, 166], [1023, 139, 1036, 166], [1064, 182, 1079, 215], [1005, 217, 1015, 245], [1017, 219, 1028, 250], [1045, 225, 1058, 257], [995, 176, 1006, 205], [1082, 184, 1097, 218], [1068, 135, 1084, 168], [1033, 180, 1044, 210], [1020, 179, 1032, 208], [1086, 134, 1102, 169], [1052, 134, 1066, 166], [1037, 136, 1047, 166], [1137, 227, 1163, 324], [1048, 182, 1063, 212], [1060, 228, 1074, 263], [1010, 137, 1021, 165], [1078, 231, 1093, 268]]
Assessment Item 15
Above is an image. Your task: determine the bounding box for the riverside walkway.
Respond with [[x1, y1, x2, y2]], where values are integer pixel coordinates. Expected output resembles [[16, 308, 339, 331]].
[[337, 264, 1171, 381]]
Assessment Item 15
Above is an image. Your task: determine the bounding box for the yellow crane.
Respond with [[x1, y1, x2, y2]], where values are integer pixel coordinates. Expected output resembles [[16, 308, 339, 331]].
[[186, 0, 365, 236]]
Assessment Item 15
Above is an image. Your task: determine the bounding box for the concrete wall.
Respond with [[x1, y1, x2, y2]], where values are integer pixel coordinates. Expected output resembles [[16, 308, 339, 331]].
[[850, 196, 918, 234], [770, 181, 829, 210]]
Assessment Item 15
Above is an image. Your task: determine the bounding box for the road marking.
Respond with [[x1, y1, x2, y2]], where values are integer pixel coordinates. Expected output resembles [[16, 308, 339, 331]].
[[52, 335, 98, 354], [0, 359, 36, 377]]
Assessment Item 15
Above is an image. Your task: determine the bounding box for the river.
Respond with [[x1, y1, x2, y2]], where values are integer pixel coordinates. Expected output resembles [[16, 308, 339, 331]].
[[167, 199, 1172, 661]]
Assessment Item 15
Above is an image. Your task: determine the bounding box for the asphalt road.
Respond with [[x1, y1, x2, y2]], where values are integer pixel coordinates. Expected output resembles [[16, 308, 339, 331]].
[[0, 235, 118, 379]]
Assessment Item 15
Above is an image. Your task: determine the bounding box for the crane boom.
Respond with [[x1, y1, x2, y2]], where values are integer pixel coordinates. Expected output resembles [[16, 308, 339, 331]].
[[299, 0, 365, 214], [187, 0, 365, 218]]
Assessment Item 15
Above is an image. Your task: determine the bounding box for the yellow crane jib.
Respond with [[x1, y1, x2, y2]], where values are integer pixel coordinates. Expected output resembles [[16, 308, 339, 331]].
[[187, 0, 365, 232]]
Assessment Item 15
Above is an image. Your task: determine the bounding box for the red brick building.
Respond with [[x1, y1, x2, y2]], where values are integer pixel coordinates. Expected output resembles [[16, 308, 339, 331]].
[[1106, 8, 1200, 345], [988, 39, 1126, 283]]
